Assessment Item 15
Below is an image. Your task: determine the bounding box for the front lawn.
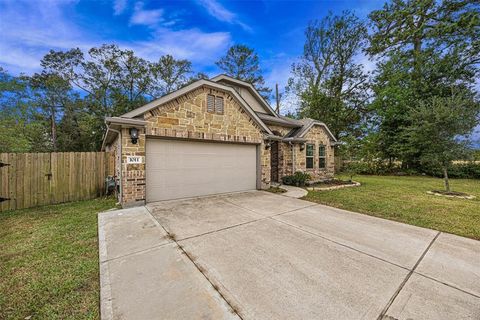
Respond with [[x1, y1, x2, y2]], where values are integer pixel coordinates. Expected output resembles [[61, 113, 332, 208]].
[[303, 175, 480, 240], [0, 198, 116, 320]]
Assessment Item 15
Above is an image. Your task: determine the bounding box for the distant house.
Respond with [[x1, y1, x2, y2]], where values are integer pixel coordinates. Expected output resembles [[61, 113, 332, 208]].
[[102, 75, 337, 207]]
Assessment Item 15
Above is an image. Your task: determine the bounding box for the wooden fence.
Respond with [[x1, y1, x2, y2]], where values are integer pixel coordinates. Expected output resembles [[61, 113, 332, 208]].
[[0, 152, 111, 212]]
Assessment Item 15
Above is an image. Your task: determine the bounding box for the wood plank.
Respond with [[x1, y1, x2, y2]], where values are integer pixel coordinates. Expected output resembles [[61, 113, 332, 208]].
[[15, 154, 23, 210], [23, 153, 30, 209], [68, 152, 74, 202], [49, 152, 56, 204], [9, 153, 17, 211], [0, 153, 9, 211]]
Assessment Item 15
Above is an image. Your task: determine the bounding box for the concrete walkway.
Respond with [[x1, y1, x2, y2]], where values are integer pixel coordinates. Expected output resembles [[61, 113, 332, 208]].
[[99, 191, 480, 320], [278, 184, 308, 198]]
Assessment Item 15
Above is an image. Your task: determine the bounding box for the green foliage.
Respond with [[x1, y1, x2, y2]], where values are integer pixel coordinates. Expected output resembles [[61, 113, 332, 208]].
[[421, 162, 480, 179], [282, 171, 311, 186], [1, 45, 197, 152], [287, 11, 369, 138], [216, 44, 272, 99], [404, 94, 479, 168], [367, 0, 480, 166]]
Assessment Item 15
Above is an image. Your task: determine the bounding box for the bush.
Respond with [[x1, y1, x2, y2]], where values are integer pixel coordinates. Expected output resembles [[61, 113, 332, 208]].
[[421, 162, 480, 179], [282, 171, 311, 186], [339, 160, 480, 179]]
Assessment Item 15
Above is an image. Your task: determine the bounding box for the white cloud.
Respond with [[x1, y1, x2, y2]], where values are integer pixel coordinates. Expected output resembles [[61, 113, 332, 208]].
[[196, 0, 252, 32], [0, 0, 231, 74], [130, 2, 164, 27], [113, 0, 128, 15], [132, 28, 230, 62]]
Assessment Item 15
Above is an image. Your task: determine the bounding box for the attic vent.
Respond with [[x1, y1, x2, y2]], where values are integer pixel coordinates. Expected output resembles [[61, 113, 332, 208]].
[[215, 96, 224, 114], [207, 94, 215, 112]]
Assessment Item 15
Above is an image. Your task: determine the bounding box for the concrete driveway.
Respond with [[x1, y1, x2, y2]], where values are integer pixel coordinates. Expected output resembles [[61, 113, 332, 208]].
[[98, 191, 480, 320]]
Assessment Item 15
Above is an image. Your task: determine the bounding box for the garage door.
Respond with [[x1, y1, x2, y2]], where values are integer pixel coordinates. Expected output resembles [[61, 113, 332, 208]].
[[146, 139, 257, 202]]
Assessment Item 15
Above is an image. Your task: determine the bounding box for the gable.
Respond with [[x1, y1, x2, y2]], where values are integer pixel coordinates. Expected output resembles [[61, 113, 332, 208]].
[[211, 75, 277, 116], [120, 79, 271, 135], [143, 86, 265, 142], [302, 125, 334, 146]]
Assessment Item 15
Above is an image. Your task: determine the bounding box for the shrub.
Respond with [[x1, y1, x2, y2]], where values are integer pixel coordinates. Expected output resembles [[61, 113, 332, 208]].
[[282, 171, 311, 186], [421, 162, 480, 179]]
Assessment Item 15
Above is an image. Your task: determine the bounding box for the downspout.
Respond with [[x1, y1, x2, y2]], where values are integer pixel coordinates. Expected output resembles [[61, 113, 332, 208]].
[[106, 123, 122, 204], [289, 141, 296, 173]]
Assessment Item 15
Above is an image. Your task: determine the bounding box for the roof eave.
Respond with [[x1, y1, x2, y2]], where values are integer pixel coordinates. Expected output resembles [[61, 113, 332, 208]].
[[118, 79, 273, 135]]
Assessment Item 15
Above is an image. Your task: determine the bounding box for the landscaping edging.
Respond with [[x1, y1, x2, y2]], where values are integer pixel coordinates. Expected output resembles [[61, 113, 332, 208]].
[[426, 191, 476, 200], [307, 181, 361, 191]]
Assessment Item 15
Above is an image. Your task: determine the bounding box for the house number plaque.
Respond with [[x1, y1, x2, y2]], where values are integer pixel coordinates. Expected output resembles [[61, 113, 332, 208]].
[[127, 156, 143, 164]]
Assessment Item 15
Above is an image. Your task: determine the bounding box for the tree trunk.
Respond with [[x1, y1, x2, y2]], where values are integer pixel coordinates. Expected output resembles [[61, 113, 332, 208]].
[[51, 107, 57, 152], [443, 166, 450, 192]]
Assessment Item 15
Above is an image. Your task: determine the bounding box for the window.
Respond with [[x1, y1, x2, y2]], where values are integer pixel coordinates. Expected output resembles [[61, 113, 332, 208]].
[[306, 144, 314, 169], [319, 144, 326, 169], [207, 94, 215, 113], [215, 96, 224, 114], [207, 95, 224, 114]]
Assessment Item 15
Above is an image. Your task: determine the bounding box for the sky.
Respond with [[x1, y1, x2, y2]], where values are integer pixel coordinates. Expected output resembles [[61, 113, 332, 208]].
[[0, 0, 381, 90], [0, 0, 478, 144]]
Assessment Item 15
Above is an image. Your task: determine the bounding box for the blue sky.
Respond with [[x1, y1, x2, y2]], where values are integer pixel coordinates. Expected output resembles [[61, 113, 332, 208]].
[[0, 0, 382, 89], [0, 0, 478, 144]]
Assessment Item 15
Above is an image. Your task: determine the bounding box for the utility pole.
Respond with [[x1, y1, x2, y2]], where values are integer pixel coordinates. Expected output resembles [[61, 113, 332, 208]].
[[275, 83, 280, 115]]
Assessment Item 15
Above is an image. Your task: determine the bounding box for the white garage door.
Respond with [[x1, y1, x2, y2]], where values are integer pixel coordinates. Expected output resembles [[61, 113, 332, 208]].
[[146, 139, 257, 202]]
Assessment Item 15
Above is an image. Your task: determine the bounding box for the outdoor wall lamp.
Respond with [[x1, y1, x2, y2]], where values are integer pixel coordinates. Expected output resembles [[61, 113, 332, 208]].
[[265, 141, 272, 150], [300, 143, 305, 151], [130, 127, 139, 144]]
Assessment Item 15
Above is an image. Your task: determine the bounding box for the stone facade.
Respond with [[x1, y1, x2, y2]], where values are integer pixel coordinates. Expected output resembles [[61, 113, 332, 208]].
[[121, 127, 147, 206], [294, 125, 335, 181], [267, 124, 335, 183], [107, 85, 335, 206], [117, 85, 270, 206]]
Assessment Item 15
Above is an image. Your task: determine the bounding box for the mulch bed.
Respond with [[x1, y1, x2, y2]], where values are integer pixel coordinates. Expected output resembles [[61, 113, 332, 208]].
[[267, 186, 287, 194], [309, 179, 356, 188], [427, 190, 475, 199]]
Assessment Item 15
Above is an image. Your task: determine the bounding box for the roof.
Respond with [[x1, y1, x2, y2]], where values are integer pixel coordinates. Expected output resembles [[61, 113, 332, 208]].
[[119, 79, 273, 135], [101, 117, 148, 150], [102, 75, 338, 148], [288, 118, 337, 142], [211, 74, 278, 117], [256, 112, 302, 128]]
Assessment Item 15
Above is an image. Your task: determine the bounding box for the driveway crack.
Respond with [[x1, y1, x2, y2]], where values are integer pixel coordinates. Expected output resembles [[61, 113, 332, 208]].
[[376, 231, 441, 320], [144, 205, 244, 319]]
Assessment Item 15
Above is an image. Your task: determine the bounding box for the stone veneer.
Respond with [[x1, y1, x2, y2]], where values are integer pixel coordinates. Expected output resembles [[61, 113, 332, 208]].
[[295, 125, 335, 181], [119, 85, 270, 206], [267, 124, 335, 182], [110, 86, 336, 206]]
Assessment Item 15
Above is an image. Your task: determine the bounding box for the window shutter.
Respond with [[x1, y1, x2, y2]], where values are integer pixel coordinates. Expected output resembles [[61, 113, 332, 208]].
[[215, 96, 224, 114], [207, 94, 215, 112]]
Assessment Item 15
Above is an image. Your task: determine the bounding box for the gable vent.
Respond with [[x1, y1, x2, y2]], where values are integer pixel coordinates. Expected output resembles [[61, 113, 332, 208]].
[[207, 94, 215, 112], [215, 96, 224, 114]]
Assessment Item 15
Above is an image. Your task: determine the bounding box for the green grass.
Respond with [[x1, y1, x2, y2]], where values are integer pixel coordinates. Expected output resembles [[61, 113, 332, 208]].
[[0, 198, 116, 320], [304, 175, 480, 240]]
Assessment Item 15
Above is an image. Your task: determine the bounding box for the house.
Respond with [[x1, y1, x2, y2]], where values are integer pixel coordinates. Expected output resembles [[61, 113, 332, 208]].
[[102, 75, 337, 207]]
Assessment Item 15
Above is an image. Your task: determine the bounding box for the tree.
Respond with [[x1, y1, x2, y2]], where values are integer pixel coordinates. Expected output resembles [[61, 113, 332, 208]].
[[149, 55, 193, 97], [286, 11, 369, 139], [216, 44, 272, 99], [39, 45, 195, 150], [404, 93, 480, 191], [368, 0, 480, 166], [0, 68, 44, 152], [29, 72, 77, 151]]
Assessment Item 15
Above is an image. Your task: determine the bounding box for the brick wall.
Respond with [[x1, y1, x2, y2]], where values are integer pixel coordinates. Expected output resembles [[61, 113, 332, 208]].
[[121, 127, 146, 206]]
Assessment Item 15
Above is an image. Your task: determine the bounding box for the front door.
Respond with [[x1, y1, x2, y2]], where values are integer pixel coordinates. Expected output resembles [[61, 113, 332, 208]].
[[270, 141, 279, 182]]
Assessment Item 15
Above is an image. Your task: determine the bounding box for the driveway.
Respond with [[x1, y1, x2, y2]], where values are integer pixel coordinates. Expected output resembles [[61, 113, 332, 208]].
[[98, 191, 480, 320]]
